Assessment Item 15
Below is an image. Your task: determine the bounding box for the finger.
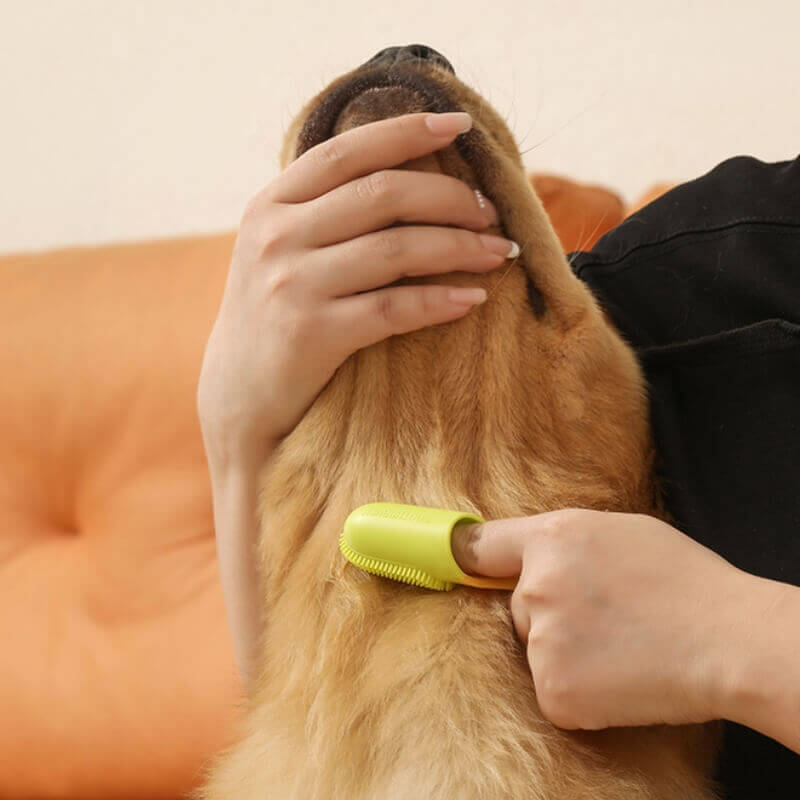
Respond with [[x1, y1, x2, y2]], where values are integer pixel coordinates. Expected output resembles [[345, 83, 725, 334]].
[[266, 111, 473, 204], [296, 169, 495, 248], [309, 226, 516, 298], [450, 517, 539, 579], [326, 283, 487, 355]]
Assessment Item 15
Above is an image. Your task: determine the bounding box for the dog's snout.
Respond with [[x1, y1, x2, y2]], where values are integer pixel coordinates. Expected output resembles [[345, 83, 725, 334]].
[[361, 44, 455, 76]]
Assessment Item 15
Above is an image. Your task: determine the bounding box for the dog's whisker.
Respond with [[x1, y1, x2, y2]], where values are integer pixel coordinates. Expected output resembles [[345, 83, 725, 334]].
[[517, 60, 544, 153], [521, 91, 609, 156], [574, 209, 611, 256], [484, 241, 531, 301], [484, 259, 516, 301]]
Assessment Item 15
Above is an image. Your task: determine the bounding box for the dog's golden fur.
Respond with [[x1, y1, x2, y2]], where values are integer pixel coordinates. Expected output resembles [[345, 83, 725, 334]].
[[199, 56, 721, 798]]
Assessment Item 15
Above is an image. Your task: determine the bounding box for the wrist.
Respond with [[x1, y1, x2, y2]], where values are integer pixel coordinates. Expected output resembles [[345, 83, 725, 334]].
[[201, 427, 278, 482], [714, 572, 800, 750]]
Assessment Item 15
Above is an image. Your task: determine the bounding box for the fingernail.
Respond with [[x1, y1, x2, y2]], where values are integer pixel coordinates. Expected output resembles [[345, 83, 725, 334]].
[[474, 189, 500, 226], [448, 287, 487, 306], [425, 111, 473, 136], [478, 234, 520, 258]]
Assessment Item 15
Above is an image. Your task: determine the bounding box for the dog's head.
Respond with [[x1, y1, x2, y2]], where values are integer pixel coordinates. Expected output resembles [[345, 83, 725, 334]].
[[280, 43, 590, 326], [266, 44, 657, 534]]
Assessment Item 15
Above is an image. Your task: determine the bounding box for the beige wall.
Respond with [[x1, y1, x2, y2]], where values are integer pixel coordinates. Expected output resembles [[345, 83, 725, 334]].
[[2, 0, 798, 253]]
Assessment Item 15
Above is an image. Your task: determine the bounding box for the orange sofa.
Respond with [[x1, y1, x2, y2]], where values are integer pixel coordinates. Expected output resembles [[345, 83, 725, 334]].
[[0, 175, 671, 799]]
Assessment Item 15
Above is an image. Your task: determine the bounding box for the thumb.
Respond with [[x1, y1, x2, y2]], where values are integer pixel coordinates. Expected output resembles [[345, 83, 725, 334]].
[[451, 517, 531, 579]]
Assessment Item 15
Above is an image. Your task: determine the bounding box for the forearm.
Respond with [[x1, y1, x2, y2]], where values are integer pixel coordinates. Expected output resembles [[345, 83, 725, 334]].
[[207, 446, 272, 692], [717, 573, 800, 754]]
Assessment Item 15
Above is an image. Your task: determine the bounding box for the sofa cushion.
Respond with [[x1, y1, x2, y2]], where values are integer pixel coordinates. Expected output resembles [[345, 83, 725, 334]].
[[529, 173, 626, 253], [0, 232, 242, 799]]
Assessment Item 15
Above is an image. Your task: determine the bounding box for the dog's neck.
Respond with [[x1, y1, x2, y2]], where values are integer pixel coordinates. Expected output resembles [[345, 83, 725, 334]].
[[256, 258, 660, 612]]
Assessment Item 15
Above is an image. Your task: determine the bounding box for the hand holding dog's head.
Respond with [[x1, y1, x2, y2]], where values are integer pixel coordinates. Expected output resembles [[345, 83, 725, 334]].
[[279, 43, 603, 330]]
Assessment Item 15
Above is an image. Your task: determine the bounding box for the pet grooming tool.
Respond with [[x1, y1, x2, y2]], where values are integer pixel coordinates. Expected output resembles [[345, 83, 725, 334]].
[[338, 502, 518, 591]]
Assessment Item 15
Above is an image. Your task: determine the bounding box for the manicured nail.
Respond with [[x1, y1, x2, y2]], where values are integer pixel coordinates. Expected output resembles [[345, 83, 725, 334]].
[[474, 189, 500, 226], [425, 111, 473, 136], [448, 287, 487, 306], [478, 234, 520, 258]]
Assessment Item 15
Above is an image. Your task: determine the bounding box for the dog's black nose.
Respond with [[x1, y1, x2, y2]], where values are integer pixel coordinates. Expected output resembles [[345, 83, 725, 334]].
[[361, 44, 455, 76]]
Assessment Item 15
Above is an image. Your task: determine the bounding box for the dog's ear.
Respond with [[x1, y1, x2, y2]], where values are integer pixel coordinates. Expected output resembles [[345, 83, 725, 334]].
[[529, 173, 626, 254]]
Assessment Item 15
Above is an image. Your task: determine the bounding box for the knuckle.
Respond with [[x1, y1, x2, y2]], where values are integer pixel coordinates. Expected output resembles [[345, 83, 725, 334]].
[[519, 551, 568, 600], [541, 508, 583, 537], [397, 112, 421, 138], [374, 292, 396, 327], [540, 700, 575, 729], [537, 678, 577, 728], [516, 578, 545, 605], [311, 137, 346, 170], [241, 195, 264, 226], [258, 219, 293, 259], [240, 180, 282, 224], [461, 228, 484, 254], [444, 227, 471, 257], [417, 286, 440, 317], [263, 265, 294, 296], [375, 228, 404, 261], [357, 169, 393, 203]]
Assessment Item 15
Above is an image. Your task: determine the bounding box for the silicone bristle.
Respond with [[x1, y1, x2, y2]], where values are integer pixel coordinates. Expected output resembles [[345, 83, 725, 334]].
[[338, 535, 452, 591]]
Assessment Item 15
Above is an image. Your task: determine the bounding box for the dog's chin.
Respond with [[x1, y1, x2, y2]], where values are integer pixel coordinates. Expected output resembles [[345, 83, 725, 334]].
[[293, 62, 464, 158], [332, 86, 428, 136]]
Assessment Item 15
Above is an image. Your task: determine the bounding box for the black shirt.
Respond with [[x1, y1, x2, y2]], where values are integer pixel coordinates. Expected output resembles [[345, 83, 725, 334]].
[[569, 154, 800, 799]]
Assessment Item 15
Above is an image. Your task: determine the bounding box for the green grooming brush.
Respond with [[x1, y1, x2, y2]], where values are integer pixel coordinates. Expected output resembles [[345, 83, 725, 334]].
[[338, 501, 517, 591]]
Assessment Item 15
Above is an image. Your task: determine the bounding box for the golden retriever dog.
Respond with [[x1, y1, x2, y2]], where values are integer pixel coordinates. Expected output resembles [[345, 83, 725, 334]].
[[199, 44, 721, 798]]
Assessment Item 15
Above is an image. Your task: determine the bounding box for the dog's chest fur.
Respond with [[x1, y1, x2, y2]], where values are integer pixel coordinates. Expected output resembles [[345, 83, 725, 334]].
[[195, 300, 722, 799]]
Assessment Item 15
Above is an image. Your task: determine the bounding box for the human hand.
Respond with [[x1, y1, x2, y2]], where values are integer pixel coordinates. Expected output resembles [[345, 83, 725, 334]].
[[450, 509, 760, 731], [196, 110, 519, 469]]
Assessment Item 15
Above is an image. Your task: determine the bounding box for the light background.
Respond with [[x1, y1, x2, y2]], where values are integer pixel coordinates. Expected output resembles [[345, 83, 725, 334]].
[[2, 0, 798, 253]]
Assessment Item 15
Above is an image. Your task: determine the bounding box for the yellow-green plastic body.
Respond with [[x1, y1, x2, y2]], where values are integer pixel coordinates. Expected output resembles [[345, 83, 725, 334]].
[[338, 502, 517, 591]]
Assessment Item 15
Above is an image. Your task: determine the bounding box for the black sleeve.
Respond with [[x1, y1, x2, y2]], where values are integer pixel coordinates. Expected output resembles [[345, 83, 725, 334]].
[[567, 153, 800, 800]]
